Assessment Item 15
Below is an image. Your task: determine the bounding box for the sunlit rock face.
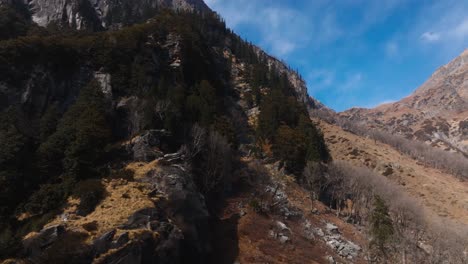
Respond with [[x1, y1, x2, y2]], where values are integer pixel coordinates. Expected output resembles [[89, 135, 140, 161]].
[[1, 0, 210, 30]]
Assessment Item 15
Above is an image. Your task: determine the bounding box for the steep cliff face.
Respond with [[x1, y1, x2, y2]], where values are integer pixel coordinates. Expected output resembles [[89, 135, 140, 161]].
[[0, 3, 334, 262], [0, 0, 210, 30], [341, 49, 468, 154]]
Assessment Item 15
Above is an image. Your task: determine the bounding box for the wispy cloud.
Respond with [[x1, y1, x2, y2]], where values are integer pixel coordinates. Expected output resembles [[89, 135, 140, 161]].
[[411, 1, 468, 54], [451, 18, 468, 39], [339, 73, 363, 91], [420, 32, 441, 42], [205, 0, 342, 57], [307, 69, 336, 91]]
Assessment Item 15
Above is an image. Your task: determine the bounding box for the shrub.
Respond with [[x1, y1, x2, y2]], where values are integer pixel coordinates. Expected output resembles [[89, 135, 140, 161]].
[[21, 181, 71, 216], [0, 224, 20, 258], [72, 179, 106, 216]]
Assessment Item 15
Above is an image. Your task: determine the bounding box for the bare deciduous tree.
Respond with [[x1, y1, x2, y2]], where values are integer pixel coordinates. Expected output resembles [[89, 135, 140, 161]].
[[322, 160, 468, 263], [310, 109, 468, 179]]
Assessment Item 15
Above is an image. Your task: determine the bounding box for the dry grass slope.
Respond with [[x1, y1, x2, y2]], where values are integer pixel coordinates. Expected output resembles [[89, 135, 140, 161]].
[[316, 118, 468, 225]]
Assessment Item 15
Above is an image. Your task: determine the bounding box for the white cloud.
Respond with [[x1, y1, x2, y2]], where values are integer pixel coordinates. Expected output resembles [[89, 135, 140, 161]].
[[412, 1, 468, 55], [452, 18, 468, 38], [204, 0, 342, 57], [420, 31, 441, 42]]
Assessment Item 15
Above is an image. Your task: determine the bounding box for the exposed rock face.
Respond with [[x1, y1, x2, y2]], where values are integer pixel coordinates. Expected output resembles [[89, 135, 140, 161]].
[[341, 49, 468, 154], [314, 222, 361, 260], [1, 0, 210, 30], [126, 130, 170, 162], [18, 156, 211, 264]]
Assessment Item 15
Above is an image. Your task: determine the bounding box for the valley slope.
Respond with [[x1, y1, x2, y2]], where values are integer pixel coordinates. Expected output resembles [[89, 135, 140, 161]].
[[317, 119, 468, 225], [341, 49, 468, 155]]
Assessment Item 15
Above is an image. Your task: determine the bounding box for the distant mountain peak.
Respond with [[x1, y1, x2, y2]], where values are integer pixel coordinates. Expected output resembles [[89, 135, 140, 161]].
[[341, 49, 468, 154]]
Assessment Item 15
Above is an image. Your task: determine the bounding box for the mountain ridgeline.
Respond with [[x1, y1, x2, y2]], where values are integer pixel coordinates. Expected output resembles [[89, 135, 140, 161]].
[[0, 1, 330, 262], [341, 49, 468, 155]]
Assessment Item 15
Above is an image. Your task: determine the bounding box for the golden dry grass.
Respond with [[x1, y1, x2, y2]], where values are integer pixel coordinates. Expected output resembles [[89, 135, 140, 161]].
[[317, 119, 468, 225], [125, 160, 160, 179], [46, 179, 155, 240], [41, 161, 160, 242]]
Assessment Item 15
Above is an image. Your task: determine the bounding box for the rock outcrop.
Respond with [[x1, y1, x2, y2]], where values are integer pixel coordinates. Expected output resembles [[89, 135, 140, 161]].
[[1, 0, 210, 30]]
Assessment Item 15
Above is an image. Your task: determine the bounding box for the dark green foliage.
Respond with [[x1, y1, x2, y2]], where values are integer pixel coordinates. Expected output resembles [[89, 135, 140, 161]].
[[22, 180, 72, 215], [256, 72, 329, 174], [0, 109, 30, 217], [39, 103, 60, 141], [37, 80, 112, 180], [0, 109, 27, 167], [186, 80, 218, 126], [370, 195, 394, 252], [213, 116, 237, 148], [298, 116, 330, 162], [0, 223, 20, 258], [273, 125, 307, 174], [0, 6, 30, 40]]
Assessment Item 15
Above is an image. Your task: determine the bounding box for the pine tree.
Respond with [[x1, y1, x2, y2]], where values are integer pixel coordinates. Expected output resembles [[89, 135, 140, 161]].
[[370, 195, 394, 253], [272, 125, 307, 174], [37, 80, 112, 180]]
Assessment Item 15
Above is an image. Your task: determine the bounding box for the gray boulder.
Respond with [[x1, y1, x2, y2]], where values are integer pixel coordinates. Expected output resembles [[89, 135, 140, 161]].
[[23, 225, 66, 258], [128, 130, 169, 162]]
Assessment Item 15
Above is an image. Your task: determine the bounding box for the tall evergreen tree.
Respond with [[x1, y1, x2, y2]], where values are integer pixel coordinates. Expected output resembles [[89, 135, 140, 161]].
[[370, 195, 394, 253]]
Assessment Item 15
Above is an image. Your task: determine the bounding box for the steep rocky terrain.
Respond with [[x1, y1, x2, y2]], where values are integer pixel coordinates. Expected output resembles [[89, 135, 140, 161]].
[[1, 0, 467, 263], [0, 0, 210, 30], [341, 49, 468, 155], [0, 1, 344, 263]]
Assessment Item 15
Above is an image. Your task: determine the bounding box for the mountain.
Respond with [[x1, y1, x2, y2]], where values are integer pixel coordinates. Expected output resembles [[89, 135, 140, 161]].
[[0, 0, 210, 30], [1, 1, 467, 263], [312, 115, 468, 263], [341, 49, 468, 155], [0, 1, 336, 263]]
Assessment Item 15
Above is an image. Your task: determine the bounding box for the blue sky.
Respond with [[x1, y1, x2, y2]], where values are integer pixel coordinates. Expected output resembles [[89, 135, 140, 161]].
[[204, 0, 468, 111]]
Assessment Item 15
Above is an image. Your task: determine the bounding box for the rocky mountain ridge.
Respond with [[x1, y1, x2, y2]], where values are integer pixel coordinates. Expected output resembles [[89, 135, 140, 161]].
[[341, 49, 468, 155], [0, 0, 322, 113], [0, 0, 210, 30]]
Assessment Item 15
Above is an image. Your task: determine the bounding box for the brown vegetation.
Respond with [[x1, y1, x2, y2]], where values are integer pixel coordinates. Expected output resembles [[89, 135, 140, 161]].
[[311, 109, 468, 179], [305, 160, 468, 263]]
